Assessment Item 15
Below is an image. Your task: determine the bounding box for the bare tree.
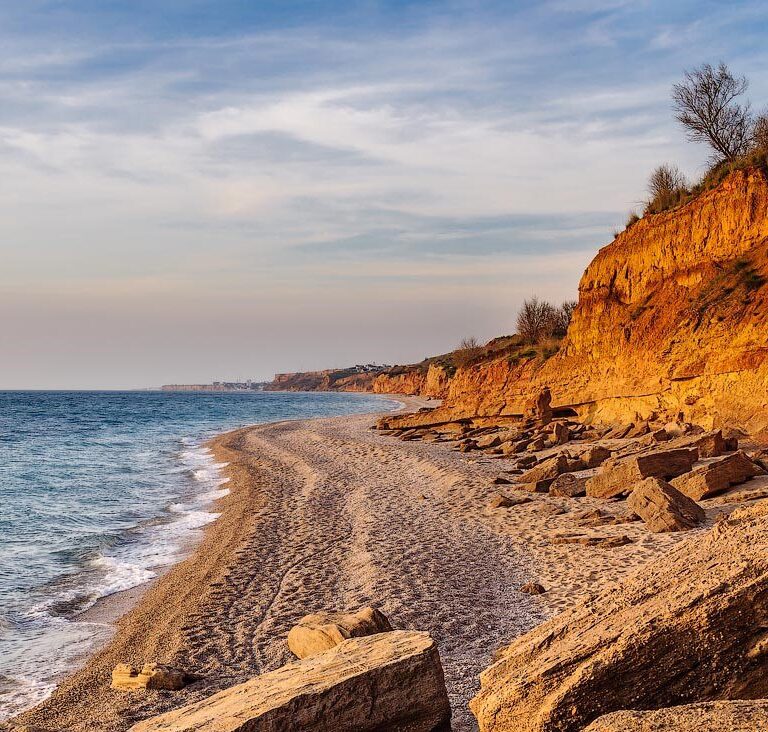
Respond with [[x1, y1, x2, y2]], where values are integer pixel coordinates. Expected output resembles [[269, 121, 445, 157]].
[[753, 113, 768, 152], [645, 163, 687, 213], [516, 297, 556, 344], [672, 62, 752, 162], [459, 336, 479, 351], [551, 301, 577, 337]]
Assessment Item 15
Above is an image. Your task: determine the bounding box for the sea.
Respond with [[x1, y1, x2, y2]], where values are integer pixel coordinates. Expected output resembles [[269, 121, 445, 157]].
[[0, 390, 396, 720]]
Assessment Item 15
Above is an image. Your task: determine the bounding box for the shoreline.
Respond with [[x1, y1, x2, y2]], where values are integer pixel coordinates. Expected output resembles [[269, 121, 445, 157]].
[[76, 395, 411, 630], [7, 395, 419, 730], [11, 394, 701, 731]]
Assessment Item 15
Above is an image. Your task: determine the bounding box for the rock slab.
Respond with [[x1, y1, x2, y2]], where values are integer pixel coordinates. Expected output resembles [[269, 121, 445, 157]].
[[287, 606, 392, 659], [627, 477, 705, 532], [470, 506, 768, 732], [586, 448, 697, 499], [670, 451, 763, 500], [130, 631, 451, 732], [584, 700, 768, 731]]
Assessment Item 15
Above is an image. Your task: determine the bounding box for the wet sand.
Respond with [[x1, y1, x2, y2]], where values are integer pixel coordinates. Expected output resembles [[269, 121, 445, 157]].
[[12, 400, 697, 731]]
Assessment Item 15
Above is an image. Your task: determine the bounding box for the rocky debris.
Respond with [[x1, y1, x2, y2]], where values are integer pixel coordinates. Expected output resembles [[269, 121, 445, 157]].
[[517, 480, 553, 493], [111, 663, 191, 691], [576, 510, 638, 528], [584, 700, 768, 731], [625, 421, 650, 438], [550, 534, 631, 547], [626, 477, 705, 532], [287, 607, 393, 660], [751, 449, 768, 472], [586, 448, 698, 499], [552, 422, 570, 445], [668, 429, 727, 458], [579, 446, 612, 468], [517, 455, 569, 487], [491, 476, 511, 485], [487, 493, 532, 509], [603, 423, 634, 439], [526, 436, 547, 452], [549, 473, 588, 498], [519, 583, 546, 595], [476, 434, 502, 449], [470, 506, 768, 732], [130, 631, 451, 732], [671, 451, 764, 500], [710, 484, 768, 505]]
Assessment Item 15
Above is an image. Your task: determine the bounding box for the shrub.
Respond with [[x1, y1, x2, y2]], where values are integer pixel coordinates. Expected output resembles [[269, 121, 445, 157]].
[[645, 164, 688, 215], [516, 298, 576, 344], [626, 210, 641, 228], [454, 336, 483, 368], [753, 113, 768, 152]]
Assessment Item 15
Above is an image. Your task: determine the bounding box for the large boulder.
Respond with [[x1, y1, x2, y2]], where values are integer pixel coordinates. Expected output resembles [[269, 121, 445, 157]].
[[626, 477, 705, 532], [584, 700, 768, 731], [469, 506, 768, 732], [287, 607, 393, 659], [586, 448, 697, 499], [517, 455, 569, 487], [549, 473, 588, 498], [670, 451, 764, 500], [131, 631, 450, 732]]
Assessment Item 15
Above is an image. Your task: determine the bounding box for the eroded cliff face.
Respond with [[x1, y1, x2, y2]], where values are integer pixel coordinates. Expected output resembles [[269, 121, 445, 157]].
[[265, 370, 378, 392], [373, 364, 451, 399], [394, 168, 768, 433]]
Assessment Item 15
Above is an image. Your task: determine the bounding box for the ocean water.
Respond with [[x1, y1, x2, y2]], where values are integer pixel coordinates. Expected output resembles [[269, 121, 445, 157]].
[[0, 390, 396, 720]]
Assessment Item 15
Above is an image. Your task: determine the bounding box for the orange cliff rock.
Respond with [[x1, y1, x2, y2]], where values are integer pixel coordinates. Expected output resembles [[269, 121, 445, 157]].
[[373, 364, 451, 399], [384, 167, 768, 433]]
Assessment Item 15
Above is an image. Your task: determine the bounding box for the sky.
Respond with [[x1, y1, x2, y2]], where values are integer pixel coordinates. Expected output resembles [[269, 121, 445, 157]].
[[1, 1, 768, 388]]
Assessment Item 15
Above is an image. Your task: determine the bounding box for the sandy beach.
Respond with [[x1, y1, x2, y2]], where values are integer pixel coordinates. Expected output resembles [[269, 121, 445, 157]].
[[12, 399, 701, 732]]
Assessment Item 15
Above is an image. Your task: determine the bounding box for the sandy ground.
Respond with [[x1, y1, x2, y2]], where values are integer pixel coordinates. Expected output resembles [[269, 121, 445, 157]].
[[12, 400, 706, 732]]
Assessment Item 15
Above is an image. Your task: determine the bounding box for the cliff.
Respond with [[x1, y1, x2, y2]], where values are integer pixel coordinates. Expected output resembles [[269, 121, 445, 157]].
[[265, 369, 379, 392], [387, 167, 768, 434]]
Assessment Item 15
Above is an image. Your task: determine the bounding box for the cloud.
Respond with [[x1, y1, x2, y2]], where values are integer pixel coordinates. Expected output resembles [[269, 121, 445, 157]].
[[1, 0, 767, 386]]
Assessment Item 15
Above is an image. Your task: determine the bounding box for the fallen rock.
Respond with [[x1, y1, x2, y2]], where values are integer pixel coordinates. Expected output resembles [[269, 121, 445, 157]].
[[549, 473, 588, 498], [666, 429, 727, 458], [627, 477, 705, 532], [111, 663, 191, 691], [584, 700, 768, 731], [476, 434, 502, 449], [579, 446, 611, 468], [491, 476, 511, 485], [131, 631, 451, 732], [487, 493, 531, 509], [287, 607, 393, 660], [586, 448, 697, 499], [518, 455, 569, 487], [670, 451, 764, 500], [603, 423, 634, 439], [470, 506, 768, 732], [552, 422, 570, 445], [519, 583, 546, 595]]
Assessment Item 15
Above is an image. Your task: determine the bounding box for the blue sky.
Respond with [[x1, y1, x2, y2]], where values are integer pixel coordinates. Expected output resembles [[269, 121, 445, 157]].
[[2, 0, 768, 388]]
